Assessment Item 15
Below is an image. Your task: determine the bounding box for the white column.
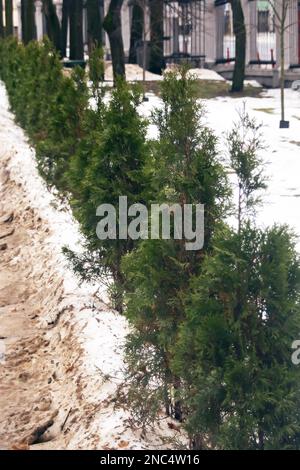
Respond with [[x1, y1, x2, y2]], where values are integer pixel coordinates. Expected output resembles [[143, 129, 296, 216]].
[[248, 0, 258, 63], [16, 0, 22, 40], [54, 1, 63, 23], [205, 2, 217, 64], [35, 0, 44, 41], [121, 0, 131, 57], [215, 4, 225, 60]]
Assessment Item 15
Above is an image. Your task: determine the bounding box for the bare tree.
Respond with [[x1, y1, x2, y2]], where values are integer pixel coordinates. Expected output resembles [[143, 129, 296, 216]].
[[42, 0, 63, 55], [5, 0, 13, 37], [269, 0, 291, 127], [230, 0, 246, 92], [21, 0, 36, 44], [128, 0, 149, 97], [69, 0, 84, 60], [103, 0, 125, 81], [128, 0, 143, 64], [87, 0, 103, 53], [149, 0, 164, 74], [0, 0, 4, 38]]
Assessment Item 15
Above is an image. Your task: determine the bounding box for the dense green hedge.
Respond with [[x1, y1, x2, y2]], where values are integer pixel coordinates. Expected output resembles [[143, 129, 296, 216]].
[[0, 37, 149, 307], [0, 37, 85, 188], [1, 37, 300, 449]]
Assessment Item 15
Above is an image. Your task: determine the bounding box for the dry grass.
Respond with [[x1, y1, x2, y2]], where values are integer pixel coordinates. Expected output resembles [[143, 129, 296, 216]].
[[143, 79, 263, 99]]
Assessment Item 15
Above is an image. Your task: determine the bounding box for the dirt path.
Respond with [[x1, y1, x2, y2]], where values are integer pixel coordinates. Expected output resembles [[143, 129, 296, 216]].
[[0, 83, 183, 450], [0, 150, 119, 449], [0, 157, 79, 447]]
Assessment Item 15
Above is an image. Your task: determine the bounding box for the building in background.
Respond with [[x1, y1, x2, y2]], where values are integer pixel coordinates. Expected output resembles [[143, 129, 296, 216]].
[[1, 0, 300, 86], [163, 0, 300, 86]]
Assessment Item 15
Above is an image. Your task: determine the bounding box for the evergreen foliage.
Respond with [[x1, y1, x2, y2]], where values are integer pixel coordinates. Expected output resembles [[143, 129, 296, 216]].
[[67, 78, 150, 309], [121, 68, 230, 423], [0, 37, 87, 189], [121, 74, 300, 449], [174, 222, 300, 449], [0, 37, 300, 449]]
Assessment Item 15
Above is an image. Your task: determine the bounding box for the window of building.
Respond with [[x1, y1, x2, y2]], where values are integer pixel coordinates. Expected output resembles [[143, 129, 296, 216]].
[[258, 10, 269, 33]]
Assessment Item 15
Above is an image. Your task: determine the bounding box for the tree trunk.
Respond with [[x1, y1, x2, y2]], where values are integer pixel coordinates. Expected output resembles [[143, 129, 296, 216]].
[[86, 0, 103, 53], [103, 0, 125, 82], [280, 28, 285, 121], [42, 0, 62, 56], [149, 0, 165, 75], [21, 0, 36, 44], [128, 2, 143, 64], [173, 376, 183, 422], [61, 0, 70, 58], [189, 434, 205, 450], [69, 0, 84, 60], [0, 0, 4, 38], [230, 0, 246, 92], [280, 4, 286, 123], [5, 0, 13, 36]]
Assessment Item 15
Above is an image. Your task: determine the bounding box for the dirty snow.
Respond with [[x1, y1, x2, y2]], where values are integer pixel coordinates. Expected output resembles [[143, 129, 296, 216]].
[[104, 63, 225, 82], [187, 68, 225, 81], [105, 63, 163, 82]]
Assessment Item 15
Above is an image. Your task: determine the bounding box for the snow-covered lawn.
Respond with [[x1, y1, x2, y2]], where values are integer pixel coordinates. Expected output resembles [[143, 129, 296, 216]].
[[207, 89, 300, 248], [104, 63, 227, 83]]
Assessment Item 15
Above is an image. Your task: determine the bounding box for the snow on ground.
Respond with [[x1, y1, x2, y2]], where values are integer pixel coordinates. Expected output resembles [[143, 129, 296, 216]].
[[0, 81, 187, 450], [243, 80, 262, 88], [141, 88, 300, 251], [226, 79, 262, 89], [206, 89, 300, 249]]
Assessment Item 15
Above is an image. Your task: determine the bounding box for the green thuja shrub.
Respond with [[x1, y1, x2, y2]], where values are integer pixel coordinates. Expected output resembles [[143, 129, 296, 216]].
[[67, 45, 107, 197], [122, 78, 300, 449], [88, 44, 105, 106], [172, 112, 300, 449], [1, 39, 300, 449], [1, 38, 152, 306], [66, 79, 151, 310], [121, 68, 230, 424], [174, 224, 300, 449], [35, 64, 88, 189], [0, 37, 26, 117], [0, 37, 88, 190]]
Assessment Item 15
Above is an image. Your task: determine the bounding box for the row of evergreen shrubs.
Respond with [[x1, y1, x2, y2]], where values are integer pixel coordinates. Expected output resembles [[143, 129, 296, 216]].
[[1, 37, 300, 449]]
